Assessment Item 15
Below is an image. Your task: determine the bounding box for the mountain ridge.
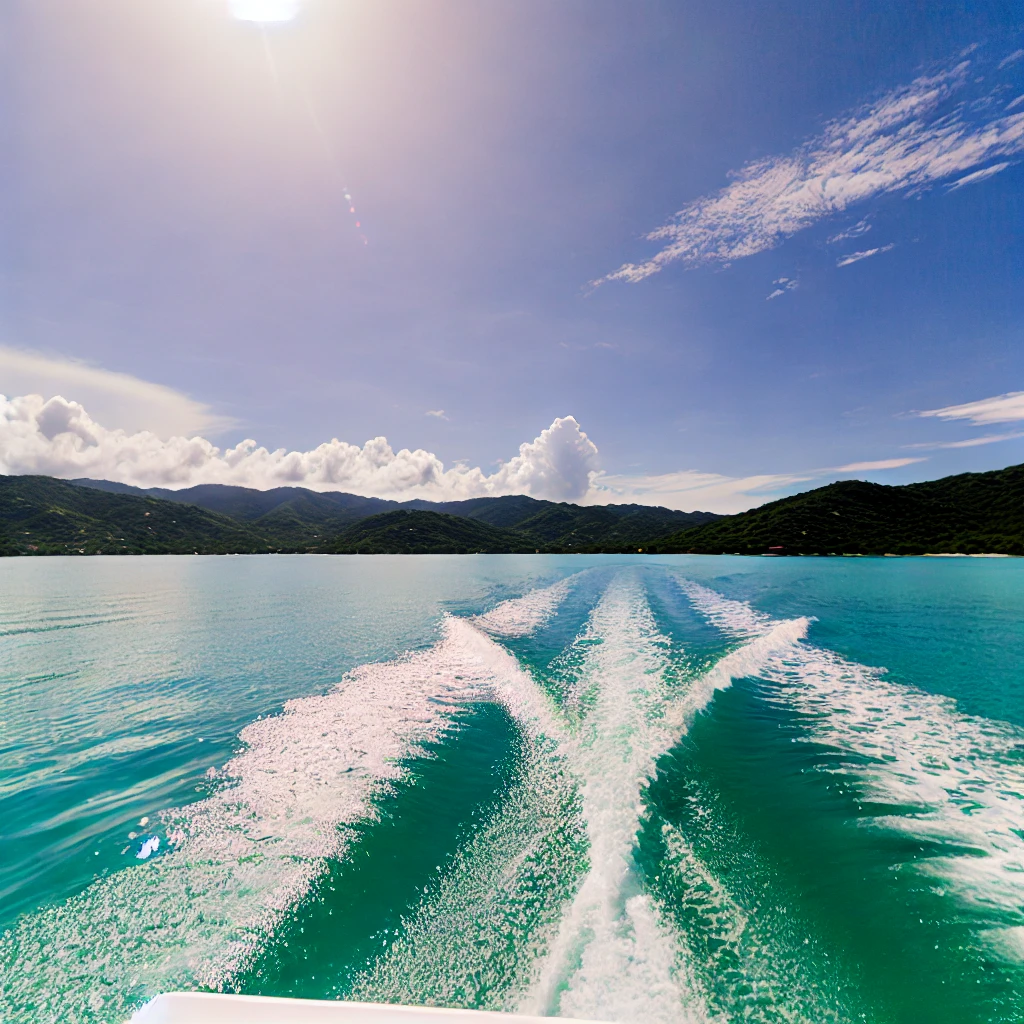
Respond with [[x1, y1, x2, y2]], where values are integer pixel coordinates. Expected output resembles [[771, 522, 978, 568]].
[[0, 476, 717, 555], [65, 478, 716, 551], [652, 464, 1024, 555], [5, 465, 1024, 556]]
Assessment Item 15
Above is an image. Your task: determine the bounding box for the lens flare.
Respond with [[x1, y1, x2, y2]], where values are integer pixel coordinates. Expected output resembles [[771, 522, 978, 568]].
[[229, 0, 300, 23]]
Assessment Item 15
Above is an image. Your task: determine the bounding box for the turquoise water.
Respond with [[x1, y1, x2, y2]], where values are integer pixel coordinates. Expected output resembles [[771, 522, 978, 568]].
[[2, 555, 1024, 1023]]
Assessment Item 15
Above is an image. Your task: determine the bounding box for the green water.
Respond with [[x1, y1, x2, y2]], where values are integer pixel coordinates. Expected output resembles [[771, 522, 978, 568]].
[[2, 554, 1024, 1022]]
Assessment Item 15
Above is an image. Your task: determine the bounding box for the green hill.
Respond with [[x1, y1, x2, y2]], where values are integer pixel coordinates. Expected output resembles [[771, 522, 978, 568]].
[[329, 509, 535, 554], [653, 464, 1024, 556], [0, 476, 272, 555], [3, 476, 712, 555], [69, 479, 394, 548], [66, 479, 712, 552], [18, 465, 1024, 557]]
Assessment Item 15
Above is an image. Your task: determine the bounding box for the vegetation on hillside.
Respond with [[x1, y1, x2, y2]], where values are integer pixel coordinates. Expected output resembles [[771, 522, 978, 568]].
[[2, 476, 715, 555], [6, 464, 1024, 556], [0, 476, 271, 555], [329, 510, 535, 554], [653, 465, 1024, 555], [65, 479, 711, 552]]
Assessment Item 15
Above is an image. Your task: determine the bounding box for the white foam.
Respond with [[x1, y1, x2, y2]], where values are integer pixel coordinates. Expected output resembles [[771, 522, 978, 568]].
[[355, 572, 748, 1020], [680, 579, 1024, 951], [472, 576, 577, 637], [658, 821, 865, 1022], [667, 615, 810, 734], [674, 578, 776, 639], [522, 574, 710, 1023], [351, 726, 583, 1012], [0, 612, 558, 1023], [135, 837, 160, 861]]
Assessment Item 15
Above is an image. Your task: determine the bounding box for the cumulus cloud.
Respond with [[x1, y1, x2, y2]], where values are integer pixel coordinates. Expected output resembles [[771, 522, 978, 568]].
[[599, 60, 1024, 284], [425, 409, 448, 419], [903, 431, 1024, 450], [831, 457, 926, 472], [0, 394, 600, 502], [0, 347, 228, 438], [919, 391, 1024, 425], [836, 243, 895, 267]]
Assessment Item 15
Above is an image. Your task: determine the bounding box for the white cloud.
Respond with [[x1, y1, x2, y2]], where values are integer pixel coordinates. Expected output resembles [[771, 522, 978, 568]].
[[1, 388, 998, 515], [0, 393, 600, 503], [586, 453, 935, 514], [766, 277, 798, 300], [425, 409, 448, 419], [0, 347, 228, 438], [919, 391, 1024, 425], [586, 469, 811, 514], [599, 61, 1024, 284], [1008, 95, 1024, 112], [827, 219, 872, 244], [945, 162, 1011, 190], [998, 49, 1024, 70], [903, 431, 1024, 450], [836, 243, 895, 267], [831, 457, 926, 471]]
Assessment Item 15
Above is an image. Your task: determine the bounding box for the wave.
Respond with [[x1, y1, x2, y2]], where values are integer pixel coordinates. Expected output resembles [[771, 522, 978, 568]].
[[656, 820, 866, 1023], [350, 721, 584, 1013], [674, 579, 776, 640], [358, 571, 724, 1022], [511, 571, 815, 1021], [472, 575, 578, 638], [676, 576, 1024, 954], [0, 604, 571, 1024], [519, 574, 716, 1023]]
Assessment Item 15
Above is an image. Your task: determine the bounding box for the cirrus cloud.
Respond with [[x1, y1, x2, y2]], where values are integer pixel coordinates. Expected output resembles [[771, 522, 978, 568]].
[[599, 58, 1024, 284], [0, 346, 230, 438], [836, 243, 895, 267], [919, 391, 1024, 425], [586, 468, 812, 515], [831, 457, 926, 472], [903, 431, 1024, 450]]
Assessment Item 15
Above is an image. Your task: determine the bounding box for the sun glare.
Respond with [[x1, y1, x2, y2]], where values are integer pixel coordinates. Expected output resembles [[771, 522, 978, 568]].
[[229, 0, 300, 23]]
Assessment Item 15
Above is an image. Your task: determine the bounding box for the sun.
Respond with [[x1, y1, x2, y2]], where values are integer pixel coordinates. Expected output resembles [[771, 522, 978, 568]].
[[229, 0, 300, 22]]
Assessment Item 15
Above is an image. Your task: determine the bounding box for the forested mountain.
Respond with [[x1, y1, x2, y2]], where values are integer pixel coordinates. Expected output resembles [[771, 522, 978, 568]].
[[7, 465, 1023, 556], [329, 510, 535, 554], [0, 476, 270, 556], [653, 464, 1024, 555], [1, 476, 716, 555]]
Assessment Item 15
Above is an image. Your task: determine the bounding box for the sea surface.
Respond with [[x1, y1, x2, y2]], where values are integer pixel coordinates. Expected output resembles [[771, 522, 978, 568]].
[[2, 554, 1024, 1023]]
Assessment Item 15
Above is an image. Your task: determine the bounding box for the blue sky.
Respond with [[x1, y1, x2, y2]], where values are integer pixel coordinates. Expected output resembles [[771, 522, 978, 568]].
[[1, 0, 1023, 510]]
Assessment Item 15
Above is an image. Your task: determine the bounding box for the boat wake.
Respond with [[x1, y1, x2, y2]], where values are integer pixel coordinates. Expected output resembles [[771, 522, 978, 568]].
[[355, 572, 839, 1023], [11, 566, 1022, 1024], [0, 600, 568, 1024], [675, 575, 1024, 959]]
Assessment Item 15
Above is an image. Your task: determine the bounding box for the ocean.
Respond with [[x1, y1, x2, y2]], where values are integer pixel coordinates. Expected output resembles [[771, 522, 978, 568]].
[[2, 554, 1023, 1023]]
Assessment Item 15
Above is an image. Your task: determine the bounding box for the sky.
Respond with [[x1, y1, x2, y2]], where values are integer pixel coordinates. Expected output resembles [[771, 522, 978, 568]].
[[1, 0, 1023, 512]]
